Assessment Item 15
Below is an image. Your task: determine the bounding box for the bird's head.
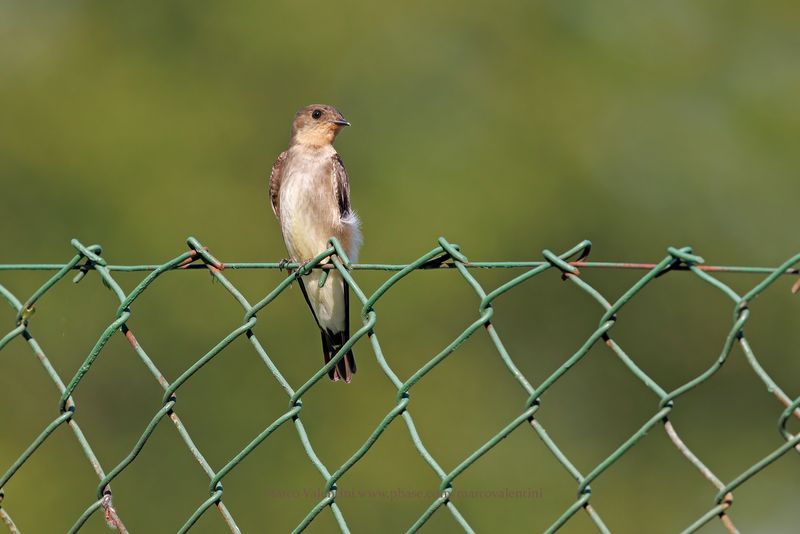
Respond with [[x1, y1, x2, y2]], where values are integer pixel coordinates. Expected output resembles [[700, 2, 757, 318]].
[[290, 104, 350, 146]]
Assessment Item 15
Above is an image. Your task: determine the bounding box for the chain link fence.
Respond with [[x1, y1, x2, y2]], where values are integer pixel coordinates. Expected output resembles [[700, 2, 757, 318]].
[[1, 237, 799, 533]]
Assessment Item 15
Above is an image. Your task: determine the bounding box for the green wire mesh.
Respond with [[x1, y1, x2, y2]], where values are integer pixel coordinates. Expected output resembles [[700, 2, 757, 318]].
[[1, 237, 799, 533]]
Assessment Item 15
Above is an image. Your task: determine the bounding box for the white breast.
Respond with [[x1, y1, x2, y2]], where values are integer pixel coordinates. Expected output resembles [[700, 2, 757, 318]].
[[279, 146, 338, 261]]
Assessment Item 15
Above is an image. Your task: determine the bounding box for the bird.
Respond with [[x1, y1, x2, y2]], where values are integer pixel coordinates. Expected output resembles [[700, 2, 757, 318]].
[[269, 104, 362, 382]]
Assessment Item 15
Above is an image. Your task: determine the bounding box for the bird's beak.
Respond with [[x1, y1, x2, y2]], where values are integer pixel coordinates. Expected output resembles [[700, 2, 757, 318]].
[[332, 119, 351, 127]]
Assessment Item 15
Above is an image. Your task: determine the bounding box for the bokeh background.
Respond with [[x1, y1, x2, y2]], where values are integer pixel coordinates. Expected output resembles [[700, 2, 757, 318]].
[[1, 2, 799, 532]]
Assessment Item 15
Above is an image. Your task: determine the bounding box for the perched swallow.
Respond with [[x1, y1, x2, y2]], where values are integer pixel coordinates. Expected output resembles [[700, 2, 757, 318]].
[[269, 104, 362, 382]]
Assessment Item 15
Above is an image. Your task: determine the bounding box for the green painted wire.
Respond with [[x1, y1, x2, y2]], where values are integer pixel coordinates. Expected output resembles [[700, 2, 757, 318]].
[[3, 243, 241, 532], [1, 237, 798, 534]]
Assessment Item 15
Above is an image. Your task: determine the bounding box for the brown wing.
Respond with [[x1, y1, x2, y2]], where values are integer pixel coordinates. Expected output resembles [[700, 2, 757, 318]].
[[269, 150, 289, 219], [331, 153, 352, 217]]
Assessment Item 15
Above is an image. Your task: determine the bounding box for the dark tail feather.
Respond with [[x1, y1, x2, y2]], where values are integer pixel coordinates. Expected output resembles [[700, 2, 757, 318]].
[[321, 330, 356, 383], [298, 272, 356, 382]]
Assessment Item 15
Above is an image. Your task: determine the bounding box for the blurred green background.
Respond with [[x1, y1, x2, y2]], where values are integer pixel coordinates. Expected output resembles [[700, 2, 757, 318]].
[[1, 1, 799, 532]]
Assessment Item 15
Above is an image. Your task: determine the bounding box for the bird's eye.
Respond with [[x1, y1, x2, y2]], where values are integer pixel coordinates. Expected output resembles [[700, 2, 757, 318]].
[[311, 109, 322, 119]]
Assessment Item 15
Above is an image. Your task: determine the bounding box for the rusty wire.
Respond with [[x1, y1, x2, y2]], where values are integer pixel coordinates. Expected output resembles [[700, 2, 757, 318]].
[[1, 237, 798, 533]]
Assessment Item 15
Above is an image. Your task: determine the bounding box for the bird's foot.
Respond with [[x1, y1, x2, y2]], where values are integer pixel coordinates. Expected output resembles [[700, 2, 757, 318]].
[[278, 258, 292, 272], [295, 258, 316, 276]]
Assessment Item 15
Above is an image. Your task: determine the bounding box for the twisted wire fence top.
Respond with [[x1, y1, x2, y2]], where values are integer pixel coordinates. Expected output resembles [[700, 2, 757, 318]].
[[1, 236, 798, 533]]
